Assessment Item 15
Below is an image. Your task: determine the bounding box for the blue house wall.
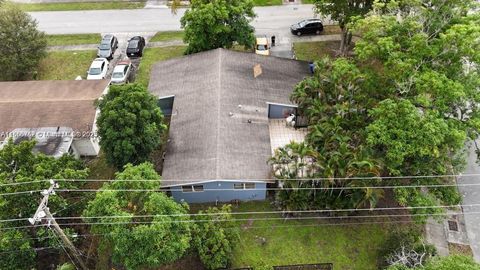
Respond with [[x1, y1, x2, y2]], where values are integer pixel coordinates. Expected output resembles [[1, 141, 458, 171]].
[[170, 181, 267, 204]]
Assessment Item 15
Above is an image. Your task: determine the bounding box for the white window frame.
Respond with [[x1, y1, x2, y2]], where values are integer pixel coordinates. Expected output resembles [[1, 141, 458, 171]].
[[181, 184, 204, 193], [233, 183, 256, 190]]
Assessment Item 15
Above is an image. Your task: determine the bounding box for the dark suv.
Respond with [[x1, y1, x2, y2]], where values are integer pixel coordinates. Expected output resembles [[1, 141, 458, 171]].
[[290, 19, 324, 36], [126, 36, 146, 57], [97, 34, 118, 60]]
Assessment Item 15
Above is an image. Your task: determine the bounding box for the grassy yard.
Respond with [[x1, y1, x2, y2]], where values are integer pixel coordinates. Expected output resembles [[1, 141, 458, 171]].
[[46, 33, 101, 46], [228, 201, 392, 270], [252, 0, 282, 6], [293, 40, 343, 61], [323, 25, 342, 35], [85, 152, 116, 181], [150, 31, 185, 42], [37, 50, 96, 80], [16, 1, 145, 12], [135, 46, 186, 86]]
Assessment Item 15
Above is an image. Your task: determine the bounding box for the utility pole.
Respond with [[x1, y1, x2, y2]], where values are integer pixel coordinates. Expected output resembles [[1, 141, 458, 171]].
[[29, 180, 88, 270]]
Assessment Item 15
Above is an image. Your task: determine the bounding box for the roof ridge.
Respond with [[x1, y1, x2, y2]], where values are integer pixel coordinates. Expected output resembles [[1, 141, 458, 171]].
[[215, 48, 223, 180]]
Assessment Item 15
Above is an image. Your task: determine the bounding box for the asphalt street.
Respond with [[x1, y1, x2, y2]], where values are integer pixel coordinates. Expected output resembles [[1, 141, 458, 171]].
[[459, 142, 480, 262], [29, 5, 322, 35]]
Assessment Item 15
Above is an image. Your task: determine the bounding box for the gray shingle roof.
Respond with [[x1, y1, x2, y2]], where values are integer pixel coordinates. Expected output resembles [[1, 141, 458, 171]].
[[148, 49, 309, 186]]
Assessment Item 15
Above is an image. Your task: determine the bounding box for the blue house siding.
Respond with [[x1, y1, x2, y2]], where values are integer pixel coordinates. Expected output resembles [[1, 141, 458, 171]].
[[170, 181, 266, 203]]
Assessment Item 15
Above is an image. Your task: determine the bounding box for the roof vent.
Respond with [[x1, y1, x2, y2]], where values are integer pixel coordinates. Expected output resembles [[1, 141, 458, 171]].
[[229, 112, 234, 117], [253, 64, 262, 78]]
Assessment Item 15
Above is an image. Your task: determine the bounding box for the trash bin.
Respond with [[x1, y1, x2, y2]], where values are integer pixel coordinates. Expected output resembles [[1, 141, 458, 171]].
[[309, 62, 315, 74], [271, 35, 276, 47]]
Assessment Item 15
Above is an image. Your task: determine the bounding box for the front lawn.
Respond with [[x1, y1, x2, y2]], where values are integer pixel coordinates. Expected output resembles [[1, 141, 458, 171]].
[[229, 201, 392, 270], [16, 1, 145, 12], [46, 33, 101, 46], [293, 40, 341, 61], [252, 0, 282, 6], [150, 31, 185, 42], [135, 46, 186, 86], [37, 50, 96, 80]]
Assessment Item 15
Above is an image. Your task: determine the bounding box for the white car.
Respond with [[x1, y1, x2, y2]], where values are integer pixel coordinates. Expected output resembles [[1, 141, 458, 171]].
[[87, 58, 109, 80], [110, 60, 133, 85]]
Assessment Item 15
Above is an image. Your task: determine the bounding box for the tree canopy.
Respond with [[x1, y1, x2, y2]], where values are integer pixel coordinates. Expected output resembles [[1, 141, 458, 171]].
[[193, 205, 240, 270], [271, 0, 480, 216], [180, 0, 256, 54], [83, 163, 191, 270], [0, 3, 47, 81], [0, 139, 89, 269], [96, 84, 166, 169]]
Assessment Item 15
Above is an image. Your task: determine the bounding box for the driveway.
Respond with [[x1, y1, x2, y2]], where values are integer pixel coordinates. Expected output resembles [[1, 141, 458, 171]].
[[458, 141, 480, 262]]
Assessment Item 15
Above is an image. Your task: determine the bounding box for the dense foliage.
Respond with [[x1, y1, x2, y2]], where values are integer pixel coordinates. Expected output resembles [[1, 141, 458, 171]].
[[193, 205, 240, 270], [96, 84, 166, 169], [180, 0, 255, 54], [270, 0, 480, 216], [83, 163, 191, 270], [0, 139, 89, 269], [0, 3, 47, 80]]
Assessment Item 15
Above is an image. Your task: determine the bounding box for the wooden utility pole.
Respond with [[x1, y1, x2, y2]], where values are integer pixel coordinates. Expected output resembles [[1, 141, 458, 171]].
[[29, 180, 88, 270]]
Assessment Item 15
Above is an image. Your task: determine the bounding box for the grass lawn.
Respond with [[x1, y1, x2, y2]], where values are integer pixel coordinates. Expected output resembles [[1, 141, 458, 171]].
[[301, 0, 314, 3], [293, 40, 344, 61], [16, 1, 145, 12], [252, 0, 282, 6], [46, 33, 101, 46], [226, 201, 392, 270], [323, 25, 342, 35], [135, 46, 186, 86], [37, 50, 96, 80], [150, 31, 185, 42], [85, 152, 116, 181]]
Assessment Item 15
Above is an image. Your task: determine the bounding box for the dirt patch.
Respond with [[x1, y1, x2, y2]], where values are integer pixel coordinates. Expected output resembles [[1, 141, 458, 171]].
[[153, 253, 205, 270], [449, 242, 474, 257]]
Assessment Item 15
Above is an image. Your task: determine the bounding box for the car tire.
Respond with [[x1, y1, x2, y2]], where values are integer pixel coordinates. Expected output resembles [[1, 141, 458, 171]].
[[296, 31, 302, 36]]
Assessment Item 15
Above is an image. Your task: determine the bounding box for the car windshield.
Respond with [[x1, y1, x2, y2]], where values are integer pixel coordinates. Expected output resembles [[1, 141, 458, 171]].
[[298, 20, 308, 27], [99, 43, 110, 50], [112, 72, 124, 78], [89, 67, 102, 75], [128, 41, 139, 49], [256, 44, 267, 51]]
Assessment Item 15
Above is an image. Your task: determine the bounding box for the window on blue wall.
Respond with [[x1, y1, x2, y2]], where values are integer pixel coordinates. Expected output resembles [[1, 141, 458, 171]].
[[193, 185, 204, 192], [182, 185, 204, 192], [234, 183, 256, 190], [182, 185, 193, 192]]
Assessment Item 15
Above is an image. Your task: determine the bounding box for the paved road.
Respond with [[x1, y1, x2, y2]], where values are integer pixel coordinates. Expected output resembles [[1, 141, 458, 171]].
[[29, 5, 321, 34], [458, 142, 480, 262]]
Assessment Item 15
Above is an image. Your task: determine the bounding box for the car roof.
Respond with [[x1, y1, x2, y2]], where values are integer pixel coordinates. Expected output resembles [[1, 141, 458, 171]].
[[113, 65, 127, 73], [102, 34, 114, 40], [130, 36, 143, 40], [91, 58, 107, 68], [255, 37, 268, 45]]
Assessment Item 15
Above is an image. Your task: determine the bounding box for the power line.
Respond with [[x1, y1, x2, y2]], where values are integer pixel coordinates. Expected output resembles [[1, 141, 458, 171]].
[[1, 172, 478, 188], [1, 181, 477, 197], [1, 203, 479, 224], [42, 210, 480, 227]]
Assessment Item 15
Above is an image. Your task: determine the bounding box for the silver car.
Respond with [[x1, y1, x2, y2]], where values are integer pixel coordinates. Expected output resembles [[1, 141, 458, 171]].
[[110, 60, 133, 85], [97, 34, 118, 60]]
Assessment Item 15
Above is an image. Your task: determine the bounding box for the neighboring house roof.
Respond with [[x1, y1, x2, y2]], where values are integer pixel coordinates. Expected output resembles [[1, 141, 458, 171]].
[[0, 80, 109, 139], [2, 127, 74, 158], [149, 48, 309, 187]]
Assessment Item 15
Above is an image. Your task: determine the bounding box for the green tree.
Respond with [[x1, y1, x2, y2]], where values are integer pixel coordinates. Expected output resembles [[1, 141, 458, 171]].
[[96, 84, 166, 169], [0, 139, 89, 269], [0, 3, 47, 81], [386, 254, 480, 270], [193, 205, 239, 270], [83, 163, 191, 270], [180, 0, 255, 54], [313, 0, 375, 55]]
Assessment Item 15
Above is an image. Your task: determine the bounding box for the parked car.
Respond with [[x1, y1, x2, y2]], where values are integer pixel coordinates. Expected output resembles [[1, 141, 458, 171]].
[[290, 19, 324, 36], [126, 36, 146, 57], [255, 36, 270, 56], [97, 34, 118, 60], [110, 60, 133, 85], [87, 58, 109, 80]]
